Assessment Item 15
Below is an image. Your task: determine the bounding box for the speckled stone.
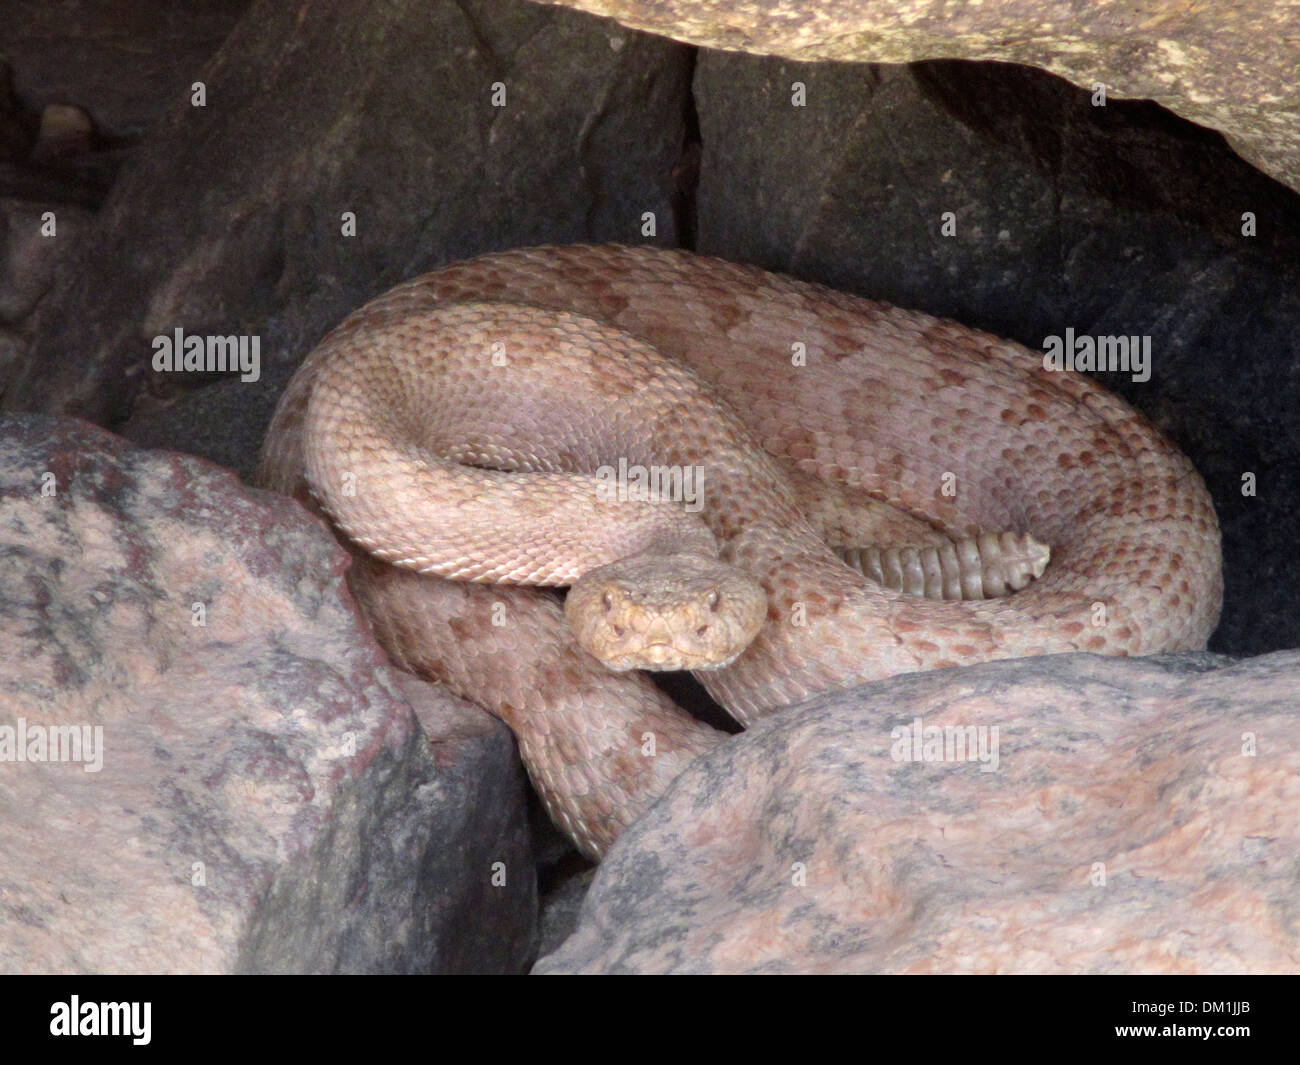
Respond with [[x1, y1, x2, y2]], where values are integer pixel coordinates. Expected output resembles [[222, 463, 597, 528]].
[[0, 415, 536, 973], [538, 650, 1299, 973], [539, 0, 1300, 193]]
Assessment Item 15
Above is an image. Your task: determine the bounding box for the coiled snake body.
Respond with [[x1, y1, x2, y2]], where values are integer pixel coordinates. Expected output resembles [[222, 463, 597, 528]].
[[258, 244, 1222, 859]]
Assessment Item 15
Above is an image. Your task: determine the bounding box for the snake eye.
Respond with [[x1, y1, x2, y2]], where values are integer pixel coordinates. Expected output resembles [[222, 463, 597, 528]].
[[707, 590, 720, 612], [602, 591, 614, 611]]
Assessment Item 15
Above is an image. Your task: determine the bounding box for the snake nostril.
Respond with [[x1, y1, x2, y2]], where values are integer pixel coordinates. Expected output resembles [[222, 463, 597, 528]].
[[613, 624, 625, 637], [696, 625, 709, 637]]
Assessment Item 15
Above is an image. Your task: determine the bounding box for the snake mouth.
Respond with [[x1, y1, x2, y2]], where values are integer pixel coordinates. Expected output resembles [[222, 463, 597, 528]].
[[598, 643, 698, 671], [640, 641, 681, 665], [640, 640, 718, 670], [597, 639, 749, 673]]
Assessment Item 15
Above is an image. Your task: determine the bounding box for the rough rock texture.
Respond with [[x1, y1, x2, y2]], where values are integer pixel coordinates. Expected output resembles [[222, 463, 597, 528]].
[[0, 198, 93, 322], [0, 195, 94, 403], [0, 196, 95, 404], [2, 0, 692, 434], [537, 651, 1299, 974], [0, 56, 130, 215], [0, 0, 251, 138], [0, 63, 30, 162], [542, 0, 1300, 194], [693, 56, 1300, 658], [0, 415, 537, 973], [537, 868, 598, 958], [0, 330, 20, 392]]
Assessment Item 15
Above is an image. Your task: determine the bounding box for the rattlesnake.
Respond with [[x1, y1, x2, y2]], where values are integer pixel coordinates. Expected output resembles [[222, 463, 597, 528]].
[[257, 244, 1223, 859]]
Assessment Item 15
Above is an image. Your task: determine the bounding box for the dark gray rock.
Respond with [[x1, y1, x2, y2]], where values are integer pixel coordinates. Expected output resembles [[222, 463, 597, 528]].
[[3, 0, 693, 429], [117, 377, 270, 483], [536, 867, 597, 961], [0, 197, 94, 322], [0, 1, 251, 138]]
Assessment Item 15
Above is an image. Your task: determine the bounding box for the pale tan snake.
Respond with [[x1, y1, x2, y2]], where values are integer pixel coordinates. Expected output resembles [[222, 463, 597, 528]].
[[257, 244, 1223, 859]]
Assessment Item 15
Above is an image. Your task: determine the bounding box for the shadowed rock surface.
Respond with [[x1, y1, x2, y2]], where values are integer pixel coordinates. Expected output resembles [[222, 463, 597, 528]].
[[0, 0, 251, 138], [1, 0, 691, 431]]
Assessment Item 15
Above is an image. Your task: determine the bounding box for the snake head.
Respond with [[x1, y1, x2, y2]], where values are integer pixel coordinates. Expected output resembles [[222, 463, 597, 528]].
[[565, 552, 767, 672]]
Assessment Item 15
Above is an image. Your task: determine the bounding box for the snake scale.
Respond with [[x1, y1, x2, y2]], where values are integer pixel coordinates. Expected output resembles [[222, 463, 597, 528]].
[[257, 244, 1223, 859]]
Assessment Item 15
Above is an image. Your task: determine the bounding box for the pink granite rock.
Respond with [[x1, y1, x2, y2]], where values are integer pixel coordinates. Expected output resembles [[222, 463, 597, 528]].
[[538, 651, 1299, 973], [539, 0, 1300, 195], [0, 415, 536, 973]]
